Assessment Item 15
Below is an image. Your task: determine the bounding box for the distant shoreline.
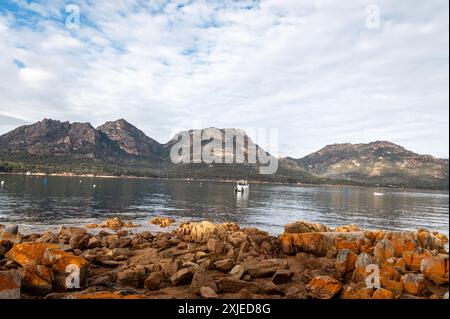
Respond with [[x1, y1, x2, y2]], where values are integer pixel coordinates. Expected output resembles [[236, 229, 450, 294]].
[[1, 171, 448, 193]]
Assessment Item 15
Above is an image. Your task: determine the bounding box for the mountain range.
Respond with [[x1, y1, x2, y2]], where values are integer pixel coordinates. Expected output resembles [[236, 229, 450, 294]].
[[0, 119, 448, 190]]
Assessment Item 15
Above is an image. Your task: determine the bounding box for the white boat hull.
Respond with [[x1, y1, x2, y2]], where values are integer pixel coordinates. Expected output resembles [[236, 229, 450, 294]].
[[235, 185, 249, 193]]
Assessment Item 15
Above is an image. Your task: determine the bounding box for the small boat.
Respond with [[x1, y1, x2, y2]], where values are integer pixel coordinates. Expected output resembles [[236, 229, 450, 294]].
[[374, 192, 384, 196], [235, 180, 249, 193]]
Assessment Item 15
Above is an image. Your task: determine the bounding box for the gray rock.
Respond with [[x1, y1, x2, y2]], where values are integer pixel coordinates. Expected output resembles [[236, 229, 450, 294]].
[[170, 268, 193, 286], [200, 286, 218, 299], [4, 225, 19, 235]]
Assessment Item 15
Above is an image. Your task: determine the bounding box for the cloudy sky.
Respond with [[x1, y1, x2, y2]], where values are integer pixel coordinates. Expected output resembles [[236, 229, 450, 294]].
[[0, 0, 448, 158]]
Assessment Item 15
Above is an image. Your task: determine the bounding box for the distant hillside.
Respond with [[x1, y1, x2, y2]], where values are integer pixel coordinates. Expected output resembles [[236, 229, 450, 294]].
[[0, 119, 448, 189], [288, 141, 449, 189]]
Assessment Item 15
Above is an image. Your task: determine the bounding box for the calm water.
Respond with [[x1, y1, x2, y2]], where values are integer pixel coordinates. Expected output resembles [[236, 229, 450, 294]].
[[0, 174, 448, 236]]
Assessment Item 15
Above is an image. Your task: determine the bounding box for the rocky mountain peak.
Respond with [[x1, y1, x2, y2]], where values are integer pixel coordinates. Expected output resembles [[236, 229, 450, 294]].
[[97, 119, 162, 157]]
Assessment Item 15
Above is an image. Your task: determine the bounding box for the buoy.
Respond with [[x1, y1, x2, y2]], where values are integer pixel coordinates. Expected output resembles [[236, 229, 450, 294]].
[[93, 184, 96, 188], [0, 181, 4, 187]]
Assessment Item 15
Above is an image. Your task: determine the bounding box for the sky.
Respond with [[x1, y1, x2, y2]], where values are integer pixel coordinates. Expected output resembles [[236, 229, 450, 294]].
[[0, 0, 448, 159]]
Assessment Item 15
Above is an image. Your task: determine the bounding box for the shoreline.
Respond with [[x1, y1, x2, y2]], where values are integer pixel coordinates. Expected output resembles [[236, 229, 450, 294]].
[[1, 218, 449, 300], [1, 172, 448, 193]]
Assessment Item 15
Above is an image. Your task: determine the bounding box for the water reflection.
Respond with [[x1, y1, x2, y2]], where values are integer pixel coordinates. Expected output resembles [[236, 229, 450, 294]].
[[0, 174, 448, 236]]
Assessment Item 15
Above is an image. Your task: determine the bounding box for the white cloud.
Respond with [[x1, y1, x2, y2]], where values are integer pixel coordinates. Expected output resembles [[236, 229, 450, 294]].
[[0, 0, 448, 158]]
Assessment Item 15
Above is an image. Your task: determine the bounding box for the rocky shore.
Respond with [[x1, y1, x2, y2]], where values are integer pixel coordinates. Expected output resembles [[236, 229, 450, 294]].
[[1, 218, 448, 299]]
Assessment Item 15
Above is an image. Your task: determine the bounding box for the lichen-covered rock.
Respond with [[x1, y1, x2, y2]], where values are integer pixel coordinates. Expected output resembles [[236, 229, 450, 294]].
[[0, 231, 22, 246], [19, 268, 52, 296], [5, 242, 61, 270], [351, 252, 374, 282], [334, 224, 360, 233], [374, 239, 395, 262], [402, 273, 426, 295], [150, 216, 175, 228], [340, 286, 373, 299], [417, 229, 448, 252], [42, 247, 90, 291], [0, 270, 21, 299], [420, 255, 449, 285], [102, 217, 124, 230], [372, 287, 394, 299], [280, 232, 367, 258], [402, 251, 432, 272], [307, 276, 343, 299], [177, 221, 239, 243], [284, 220, 330, 234], [336, 249, 357, 273]]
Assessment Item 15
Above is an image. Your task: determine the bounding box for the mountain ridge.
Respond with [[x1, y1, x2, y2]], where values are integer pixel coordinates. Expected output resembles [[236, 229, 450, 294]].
[[0, 119, 448, 189]]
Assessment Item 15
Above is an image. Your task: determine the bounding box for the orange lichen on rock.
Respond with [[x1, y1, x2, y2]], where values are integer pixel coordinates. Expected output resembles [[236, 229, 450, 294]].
[[420, 255, 449, 285], [307, 276, 343, 299], [5, 242, 60, 270], [372, 288, 394, 299]]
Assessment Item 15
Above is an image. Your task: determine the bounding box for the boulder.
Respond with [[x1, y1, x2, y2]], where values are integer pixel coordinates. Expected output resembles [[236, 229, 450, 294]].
[[58, 226, 87, 239], [372, 288, 394, 299], [402, 251, 431, 272], [402, 274, 426, 295], [351, 252, 374, 282], [285, 284, 308, 299], [102, 217, 124, 230], [218, 277, 259, 293], [280, 232, 366, 257], [4, 225, 19, 235], [200, 286, 218, 299], [336, 249, 357, 273], [117, 266, 146, 288], [246, 258, 288, 278], [177, 221, 239, 243], [214, 258, 235, 272], [417, 229, 448, 252], [42, 247, 90, 291], [160, 259, 179, 280], [190, 272, 218, 293], [69, 234, 90, 250], [272, 269, 293, 284], [150, 216, 175, 228], [0, 270, 21, 299], [420, 255, 449, 285], [170, 268, 193, 286], [144, 272, 163, 290], [5, 242, 61, 270], [207, 238, 225, 255], [340, 286, 373, 299], [0, 244, 6, 258], [307, 276, 343, 299], [19, 268, 52, 296], [230, 265, 245, 279], [284, 220, 330, 234], [0, 231, 22, 245], [373, 239, 395, 262], [334, 224, 360, 233]]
